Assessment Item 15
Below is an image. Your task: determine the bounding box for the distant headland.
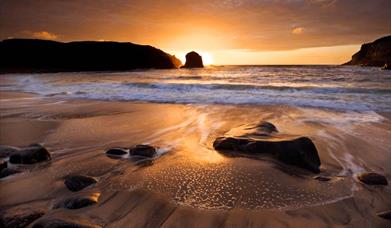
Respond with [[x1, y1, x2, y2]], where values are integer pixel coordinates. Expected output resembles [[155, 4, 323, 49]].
[[344, 35, 391, 68], [0, 39, 182, 73]]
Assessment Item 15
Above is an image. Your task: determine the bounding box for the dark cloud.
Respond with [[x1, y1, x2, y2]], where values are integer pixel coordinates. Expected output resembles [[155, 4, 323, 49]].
[[0, 0, 390, 50]]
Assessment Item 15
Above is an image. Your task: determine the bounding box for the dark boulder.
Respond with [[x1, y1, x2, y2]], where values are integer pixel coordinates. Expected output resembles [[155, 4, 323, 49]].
[[0, 160, 7, 172], [32, 217, 101, 228], [105, 148, 128, 156], [53, 193, 100, 209], [129, 145, 157, 158], [0, 168, 21, 179], [377, 210, 391, 220], [357, 172, 388, 185], [181, 51, 204, 68], [64, 175, 98, 192], [214, 136, 321, 173], [213, 121, 321, 173], [0, 145, 20, 158], [9, 144, 50, 164], [0, 207, 45, 228], [344, 35, 391, 67]]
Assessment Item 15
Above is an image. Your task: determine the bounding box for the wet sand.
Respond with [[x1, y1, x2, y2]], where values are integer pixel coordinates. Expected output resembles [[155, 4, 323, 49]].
[[1, 91, 391, 227]]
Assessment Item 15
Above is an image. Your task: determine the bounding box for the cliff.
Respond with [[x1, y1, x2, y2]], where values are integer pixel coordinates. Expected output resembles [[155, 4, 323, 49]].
[[344, 35, 391, 67], [0, 39, 182, 73]]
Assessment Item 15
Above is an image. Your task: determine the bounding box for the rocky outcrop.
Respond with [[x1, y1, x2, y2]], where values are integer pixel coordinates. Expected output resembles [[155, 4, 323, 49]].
[[0, 207, 45, 228], [181, 51, 204, 68], [0, 39, 182, 73], [64, 175, 98, 192], [357, 172, 388, 185], [9, 144, 50, 164], [344, 35, 391, 67], [213, 121, 321, 173]]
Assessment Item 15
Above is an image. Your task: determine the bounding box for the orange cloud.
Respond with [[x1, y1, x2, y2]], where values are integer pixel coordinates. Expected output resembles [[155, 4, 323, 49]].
[[292, 27, 304, 35], [32, 31, 58, 40]]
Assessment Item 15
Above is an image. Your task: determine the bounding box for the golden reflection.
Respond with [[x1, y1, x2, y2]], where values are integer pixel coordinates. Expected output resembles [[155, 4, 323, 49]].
[[181, 134, 227, 164]]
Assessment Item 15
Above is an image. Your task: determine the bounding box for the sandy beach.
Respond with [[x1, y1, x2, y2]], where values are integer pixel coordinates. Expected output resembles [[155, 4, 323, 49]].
[[1, 91, 390, 227], [1, 0, 390, 226]]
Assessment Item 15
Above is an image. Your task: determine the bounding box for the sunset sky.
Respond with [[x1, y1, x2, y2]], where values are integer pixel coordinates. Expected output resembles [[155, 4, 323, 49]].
[[1, 0, 390, 65]]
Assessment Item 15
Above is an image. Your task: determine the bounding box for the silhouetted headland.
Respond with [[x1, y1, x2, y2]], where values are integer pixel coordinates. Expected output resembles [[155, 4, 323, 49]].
[[344, 35, 391, 67], [0, 39, 182, 73], [181, 51, 204, 68]]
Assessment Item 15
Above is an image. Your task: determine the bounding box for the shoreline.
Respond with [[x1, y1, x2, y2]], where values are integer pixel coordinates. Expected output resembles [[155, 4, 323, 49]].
[[1, 89, 390, 115], [1, 91, 391, 227]]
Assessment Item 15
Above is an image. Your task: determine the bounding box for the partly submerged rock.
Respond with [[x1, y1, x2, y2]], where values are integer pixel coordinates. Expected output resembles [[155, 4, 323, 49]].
[[214, 136, 321, 173], [213, 121, 321, 173], [9, 144, 50, 164], [32, 217, 101, 228], [129, 145, 157, 158], [357, 172, 388, 185], [53, 193, 100, 209], [377, 210, 391, 220], [64, 175, 98, 192], [0, 145, 20, 158], [0, 207, 45, 228], [181, 51, 204, 68], [105, 148, 128, 156], [0, 168, 21, 179]]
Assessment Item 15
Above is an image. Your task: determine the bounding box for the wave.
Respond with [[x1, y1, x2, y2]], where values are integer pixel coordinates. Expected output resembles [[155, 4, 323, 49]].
[[1, 67, 391, 112], [119, 82, 391, 94]]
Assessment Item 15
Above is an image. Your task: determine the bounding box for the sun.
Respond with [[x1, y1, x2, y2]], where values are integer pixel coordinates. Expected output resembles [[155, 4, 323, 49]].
[[198, 52, 214, 65]]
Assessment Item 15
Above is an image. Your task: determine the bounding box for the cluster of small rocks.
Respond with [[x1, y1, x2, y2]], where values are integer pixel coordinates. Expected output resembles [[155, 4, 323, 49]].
[[105, 144, 156, 166], [0, 143, 101, 227], [1, 172, 101, 227], [0, 143, 159, 227]]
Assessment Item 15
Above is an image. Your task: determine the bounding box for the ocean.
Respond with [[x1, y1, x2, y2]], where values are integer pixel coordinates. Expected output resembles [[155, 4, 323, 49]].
[[1, 65, 391, 112]]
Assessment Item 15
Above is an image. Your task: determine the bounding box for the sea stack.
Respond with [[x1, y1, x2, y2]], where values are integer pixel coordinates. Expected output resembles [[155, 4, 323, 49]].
[[181, 51, 204, 68]]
